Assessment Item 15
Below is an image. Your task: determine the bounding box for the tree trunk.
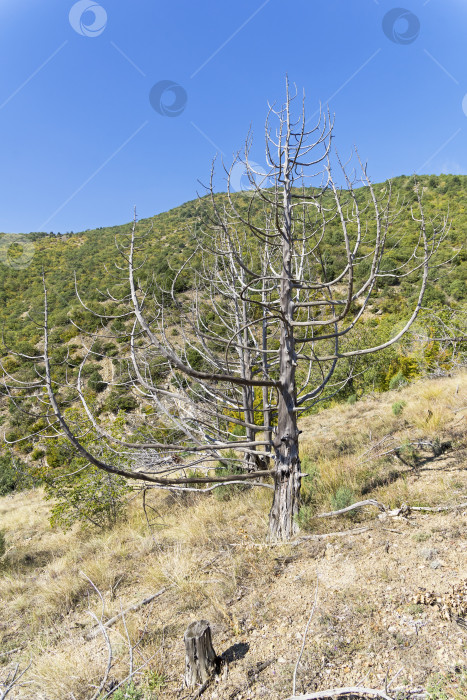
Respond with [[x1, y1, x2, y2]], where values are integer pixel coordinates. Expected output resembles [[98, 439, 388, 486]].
[[268, 389, 301, 540], [184, 620, 219, 688], [268, 137, 301, 541]]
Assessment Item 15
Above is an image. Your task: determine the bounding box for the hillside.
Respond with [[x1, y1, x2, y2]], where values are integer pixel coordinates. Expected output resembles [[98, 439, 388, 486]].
[[0, 173, 466, 475], [0, 174, 466, 355], [1, 372, 466, 699]]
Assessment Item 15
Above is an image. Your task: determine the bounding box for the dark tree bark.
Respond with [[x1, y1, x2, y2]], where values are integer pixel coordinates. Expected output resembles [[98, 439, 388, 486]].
[[184, 620, 219, 688]]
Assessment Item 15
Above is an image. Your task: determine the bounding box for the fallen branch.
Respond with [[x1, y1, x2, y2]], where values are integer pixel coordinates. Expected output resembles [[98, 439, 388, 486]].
[[317, 499, 386, 518], [190, 677, 212, 699], [84, 553, 226, 640], [85, 587, 169, 640], [292, 574, 319, 695], [228, 659, 276, 699], [285, 686, 393, 700], [291, 527, 371, 545], [227, 527, 372, 548], [410, 501, 467, 512], [0, 661, 32, 700]]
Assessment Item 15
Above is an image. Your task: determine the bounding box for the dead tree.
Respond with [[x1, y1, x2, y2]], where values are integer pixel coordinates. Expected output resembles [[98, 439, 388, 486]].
[[2, 81, 448, 541], [184, 620, 219, 688]]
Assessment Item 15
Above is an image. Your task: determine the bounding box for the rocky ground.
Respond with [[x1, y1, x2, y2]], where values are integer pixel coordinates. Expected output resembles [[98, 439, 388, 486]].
[[1, 373, 466, 699]]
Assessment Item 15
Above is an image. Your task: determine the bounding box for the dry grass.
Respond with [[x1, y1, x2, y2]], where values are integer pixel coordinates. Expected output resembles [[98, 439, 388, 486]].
[[1, 371, 466, 698], [298, 370, 467, 519]]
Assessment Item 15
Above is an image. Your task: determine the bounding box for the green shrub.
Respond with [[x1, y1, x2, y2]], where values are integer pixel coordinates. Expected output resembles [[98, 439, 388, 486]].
[[0, 453, 35, 495], [213, 449, 248, 501], [5, 429, 21, 443], [102, 682, 143, 700], [392, 400, 406, 416], [39, 410, 130, 530], [426, 668, 467, 700], [389, 371, 408, 390], [330, 486, 356, 516], [104, 389, 138, 414], [294, 458, 322, 529], [87, 369, 107, 393], [295, 504, 314, 530], [299, 457, 321, 507]]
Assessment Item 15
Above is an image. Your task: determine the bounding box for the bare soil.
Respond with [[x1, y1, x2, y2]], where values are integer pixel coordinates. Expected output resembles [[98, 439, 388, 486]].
[[1, 373, 466, 699]]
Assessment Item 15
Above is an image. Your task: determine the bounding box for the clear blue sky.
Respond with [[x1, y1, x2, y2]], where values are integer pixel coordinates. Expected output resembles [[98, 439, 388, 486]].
[[0, 0, 466, 234]]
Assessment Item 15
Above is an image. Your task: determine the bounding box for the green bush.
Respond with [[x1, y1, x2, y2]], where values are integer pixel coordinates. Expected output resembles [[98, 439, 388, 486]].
[[392, 400, 406, 416], [101, 682, 143, 700], [330, 486, 356, 516], [0, 453, 35, 495], [104, 389, 138, 413], [294, 457, 322, 529], [389, 371, 408, 390], [39, 410, 130, 530], [87, 369, 107, 393], [213, 450, 248, 501]]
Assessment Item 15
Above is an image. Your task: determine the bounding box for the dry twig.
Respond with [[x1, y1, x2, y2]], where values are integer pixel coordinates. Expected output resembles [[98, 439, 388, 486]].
[[292, 573, 319, 696], [285, 686, 393, 700], [317, 500, 386, 518]]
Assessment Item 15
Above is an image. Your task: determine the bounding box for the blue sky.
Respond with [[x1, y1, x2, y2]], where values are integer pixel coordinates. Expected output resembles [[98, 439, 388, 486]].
[[0, 0, 466, 234]]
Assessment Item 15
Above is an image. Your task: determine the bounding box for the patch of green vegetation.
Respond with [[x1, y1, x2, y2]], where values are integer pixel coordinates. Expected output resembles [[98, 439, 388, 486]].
[[392, 400, 406, 416], [412, 531, 431, 542], [406, 603, 425, 616], [389, 371, 409, 391], [426, 667, 467, 700], [214, 449, 249, 501], [331, 486, 356, 516], [103, 389, 138, 414], [101, 671, 167, 699], [295, 457, 322, 529], [37, 409, 131, 530], [0, 453, 35, 496]]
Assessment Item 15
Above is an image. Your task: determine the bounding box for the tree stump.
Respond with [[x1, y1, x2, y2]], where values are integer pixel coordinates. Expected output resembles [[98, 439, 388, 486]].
[[184, 619, 219, 688]]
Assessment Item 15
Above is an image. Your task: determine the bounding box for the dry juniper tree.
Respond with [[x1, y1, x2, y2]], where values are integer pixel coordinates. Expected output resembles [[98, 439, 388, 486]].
[[3, 83, 448, 541]]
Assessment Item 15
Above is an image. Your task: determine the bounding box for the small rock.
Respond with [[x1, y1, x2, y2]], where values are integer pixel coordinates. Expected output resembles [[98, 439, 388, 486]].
[[420, 547, 439, 561], [430, 559, 443, 569], [278, 657, 287, 664]]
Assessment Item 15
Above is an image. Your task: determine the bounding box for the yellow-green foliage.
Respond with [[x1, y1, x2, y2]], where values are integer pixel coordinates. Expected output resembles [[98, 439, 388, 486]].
[[37, 408, 131, 530]]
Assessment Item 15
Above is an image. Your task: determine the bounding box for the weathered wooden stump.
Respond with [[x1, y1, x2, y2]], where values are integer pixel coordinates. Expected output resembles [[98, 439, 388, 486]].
[[184, 619, 219, 688]]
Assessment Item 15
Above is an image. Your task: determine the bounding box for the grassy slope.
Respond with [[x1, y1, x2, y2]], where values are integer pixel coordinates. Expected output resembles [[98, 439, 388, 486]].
[[1, 372, 466, 698]]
